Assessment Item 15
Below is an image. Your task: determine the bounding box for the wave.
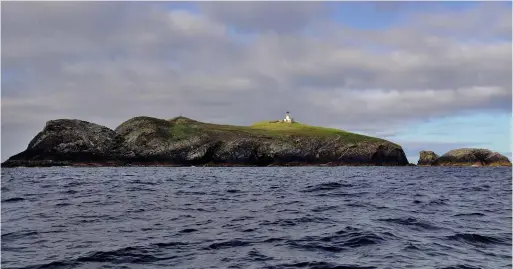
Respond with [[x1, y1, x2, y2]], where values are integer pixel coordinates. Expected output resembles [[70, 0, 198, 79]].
[[125, 187, 155, 192], [439, 265, 483, 269], [446, 233, 508, 245], [469, 185, 490, 192], [247, 249, 273, 261], [403, 243, 421, 251], [175, 190, 207, 195], [129, 179, 158, 185], [20, 242, 190, 268], [315, 191, 370, 198], [14, 260, 75, 269], [14, 245, 176, 269], [260, 216, 334, 227], [204, 240, 252, 250], [10, 243, 192, 268], [2, 197, 25, 203], [226, 189, 241, 193], [178, 228, 198, 233], [377, 217, 441, 230], [54, 202, 71, 207], [453, 212, 485, 217], [75, 246, 165, 263], [2, 230, 39, 241], [285, 227, 386, 253], [427, 198, 449, 206], [265, 261, 376, 269], [311, 205, 339, 212], [62, 182, 85, 188], [61, 189, 78, 195], [302, 182, 353, 192], [263, 237, 286, 243]]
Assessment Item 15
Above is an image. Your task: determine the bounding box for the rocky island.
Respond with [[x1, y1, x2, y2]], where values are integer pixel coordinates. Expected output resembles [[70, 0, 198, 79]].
[[2, 115, 410, 167], [417, 148, 511, 167]]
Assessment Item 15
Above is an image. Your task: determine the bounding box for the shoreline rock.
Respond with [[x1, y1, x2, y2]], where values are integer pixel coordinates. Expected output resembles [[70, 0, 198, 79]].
[[417, 148, 511, 167]]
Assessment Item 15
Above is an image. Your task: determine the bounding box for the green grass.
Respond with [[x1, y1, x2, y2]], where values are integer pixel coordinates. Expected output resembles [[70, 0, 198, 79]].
[[169, 123, 199, 140], [166, 117, 389, 144], [251, 121, 345, 135], [250, 121, 386, 143]]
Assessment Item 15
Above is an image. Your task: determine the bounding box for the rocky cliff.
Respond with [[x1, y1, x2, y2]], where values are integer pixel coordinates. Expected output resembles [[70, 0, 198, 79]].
[[417, 148, 511, 167], [2, 116, 409, 167], [417, 150, 439, 166]]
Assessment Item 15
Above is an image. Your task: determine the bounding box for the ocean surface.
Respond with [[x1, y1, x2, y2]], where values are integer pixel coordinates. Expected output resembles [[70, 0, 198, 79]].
[[1, 167, 511, 269]]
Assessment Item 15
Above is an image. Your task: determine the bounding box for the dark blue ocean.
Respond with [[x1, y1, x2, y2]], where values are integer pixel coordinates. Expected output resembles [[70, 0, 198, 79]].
[[1, 167, 511, 269]]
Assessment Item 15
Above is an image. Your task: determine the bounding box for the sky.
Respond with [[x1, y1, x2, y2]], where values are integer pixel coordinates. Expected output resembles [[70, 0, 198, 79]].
[[1, 1, 512, 163]]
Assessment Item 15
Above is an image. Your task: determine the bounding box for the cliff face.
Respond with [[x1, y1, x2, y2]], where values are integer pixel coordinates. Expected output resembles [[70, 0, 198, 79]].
[[3, 119, 135, 167], [417, 150, 439, 166], [2, 116, 409, 167], [417, 148, 511, 167]]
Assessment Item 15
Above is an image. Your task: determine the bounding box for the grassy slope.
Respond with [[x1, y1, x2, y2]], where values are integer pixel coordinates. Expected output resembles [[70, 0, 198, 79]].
[[167, 117, 392, 145]]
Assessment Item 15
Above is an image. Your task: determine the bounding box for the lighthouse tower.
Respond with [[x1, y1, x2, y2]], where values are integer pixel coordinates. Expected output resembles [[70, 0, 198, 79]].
[[284, 111, 292, 123]]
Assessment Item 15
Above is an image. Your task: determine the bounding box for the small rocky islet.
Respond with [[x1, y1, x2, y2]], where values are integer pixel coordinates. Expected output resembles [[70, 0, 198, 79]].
[[2, 115, 511, 167], [417, 149, 511, 167]]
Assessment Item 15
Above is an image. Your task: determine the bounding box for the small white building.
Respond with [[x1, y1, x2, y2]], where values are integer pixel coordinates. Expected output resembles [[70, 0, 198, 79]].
[[284, 111, 293, 123]]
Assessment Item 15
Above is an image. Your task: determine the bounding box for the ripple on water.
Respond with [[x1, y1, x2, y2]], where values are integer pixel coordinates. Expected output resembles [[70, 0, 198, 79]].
[[302, 182, 354, 192], [284, 226, 388, 253], [439, 265, 483, 269], [377, 217, 442, 231], [446, 233, 509, 246], [265, 261, 376, 269], [2, 197, 26, 203]]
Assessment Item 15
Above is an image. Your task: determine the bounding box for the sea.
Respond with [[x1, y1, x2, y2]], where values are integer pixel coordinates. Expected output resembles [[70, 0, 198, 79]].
[[1, 167, 511, 269]]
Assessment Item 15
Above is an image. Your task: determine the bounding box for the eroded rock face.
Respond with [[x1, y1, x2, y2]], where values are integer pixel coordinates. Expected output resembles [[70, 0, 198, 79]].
[[3, 116, 410, 167], [3, 119, 133, 166], [417, 150, 439, 166], [436, 148, 511, 167], [114, 116, 215, 163]]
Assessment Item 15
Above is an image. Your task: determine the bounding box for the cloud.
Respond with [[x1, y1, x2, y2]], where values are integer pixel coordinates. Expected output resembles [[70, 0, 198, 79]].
[[198, 2, 328, 33], [407, 2, 512, 40], [309, 86, 510, 127], [1, 2, 511, 160]]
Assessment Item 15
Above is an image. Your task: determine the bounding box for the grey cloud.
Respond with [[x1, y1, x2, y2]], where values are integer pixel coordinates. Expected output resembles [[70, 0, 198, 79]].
[[408, 2, 512, 40], [198, 2, 328, 33], [306, 86, 511, 131]]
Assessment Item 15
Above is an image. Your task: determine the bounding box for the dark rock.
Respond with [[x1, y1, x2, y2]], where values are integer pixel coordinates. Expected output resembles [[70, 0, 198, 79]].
[[417, 150, 439, 166], [2, 119, 134, 167], [435, 148, 511, 167]]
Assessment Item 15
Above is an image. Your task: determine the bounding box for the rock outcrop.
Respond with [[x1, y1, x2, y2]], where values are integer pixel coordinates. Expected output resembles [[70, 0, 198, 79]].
[[417, 150, 439, 166], [3, 119, 136, 167], [435, 148, 511, 167], [2, 116, 409, 167], [416, 148, 511, 167]]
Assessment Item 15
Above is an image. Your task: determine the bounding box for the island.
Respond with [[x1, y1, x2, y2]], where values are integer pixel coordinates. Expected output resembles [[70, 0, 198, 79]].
[[2, 112, 410, 167], [417, 148, 511, 167]]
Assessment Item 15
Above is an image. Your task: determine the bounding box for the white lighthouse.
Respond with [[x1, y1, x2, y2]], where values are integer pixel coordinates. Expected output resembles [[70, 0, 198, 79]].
[[284, 111, 293, 123]]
